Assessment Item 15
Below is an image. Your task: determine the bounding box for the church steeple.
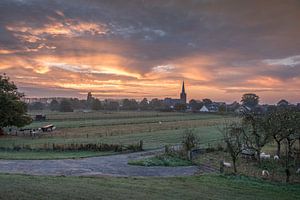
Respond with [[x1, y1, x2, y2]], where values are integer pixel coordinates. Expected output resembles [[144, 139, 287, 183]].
[[180, 81, 187, 104], [182, 81, 185, 93]]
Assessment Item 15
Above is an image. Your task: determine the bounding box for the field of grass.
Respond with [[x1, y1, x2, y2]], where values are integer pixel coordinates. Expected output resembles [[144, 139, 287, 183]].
[[0, 151, 115, 160], [0, 174, 299, 200], [1, 111, 232, 159]]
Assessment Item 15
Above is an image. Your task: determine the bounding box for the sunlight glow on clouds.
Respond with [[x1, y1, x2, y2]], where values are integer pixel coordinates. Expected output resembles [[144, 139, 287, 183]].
[[1, 0, 300, 103]]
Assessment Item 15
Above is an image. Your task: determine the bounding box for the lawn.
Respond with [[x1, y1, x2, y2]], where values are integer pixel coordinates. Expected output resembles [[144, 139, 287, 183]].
[[0, 174, 299, 200]]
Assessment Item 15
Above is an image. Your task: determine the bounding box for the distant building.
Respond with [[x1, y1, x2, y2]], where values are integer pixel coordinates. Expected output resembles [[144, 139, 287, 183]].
[[180, 81, 187, 104], [200, 105, 209, 112], [164, 81, 187, 107]]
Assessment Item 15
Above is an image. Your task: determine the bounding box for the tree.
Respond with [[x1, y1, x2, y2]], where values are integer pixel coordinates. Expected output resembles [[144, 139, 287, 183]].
[[91, 98, 102, 111], [242, 111, 272, 164], [50, 99, 60, 111], [0, 74, 32, 135], [59, 99, 73, 112], [139, 98, 149, 110], [189, 99, 203, 112], [149, 98, 164, 110], [122, 99, 138, 110], [220, 122, 244, 173], [279, 109, 300, 182], [263, 108, 286, 156], [202, 98, 212, 107], [241, 93, 259, 108], [174, 103, 187, 111], [28, 102, 45, 110]]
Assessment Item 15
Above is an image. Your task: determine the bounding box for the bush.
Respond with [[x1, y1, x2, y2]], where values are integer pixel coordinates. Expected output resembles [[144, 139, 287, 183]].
[[182, 129, 199, 151]]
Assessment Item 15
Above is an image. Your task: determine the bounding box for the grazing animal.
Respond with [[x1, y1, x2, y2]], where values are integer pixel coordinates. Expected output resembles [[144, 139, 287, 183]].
[[274, 155, 280, 160], [260, 153, 271, 159], [223, 161, 232, 168], [296, 168, 300, 174], [262, 170, 270, 176], [158, 121, 162, 124]]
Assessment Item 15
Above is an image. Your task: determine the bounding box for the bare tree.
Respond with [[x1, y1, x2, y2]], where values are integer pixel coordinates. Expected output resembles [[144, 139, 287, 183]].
[[220, 122, 244, 173], [242, 111, 272, 164]]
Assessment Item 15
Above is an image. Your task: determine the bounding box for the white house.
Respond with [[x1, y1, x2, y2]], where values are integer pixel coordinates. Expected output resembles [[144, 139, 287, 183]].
[[200, 105, 209, 112]]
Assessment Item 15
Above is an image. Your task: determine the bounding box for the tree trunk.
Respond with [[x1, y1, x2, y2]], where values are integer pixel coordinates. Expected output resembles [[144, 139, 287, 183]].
[[233, 159, 237, 174], [285, 168, 290, 183], [256, 149, 261, 165], [0, 128, 4, 136], [276, 140, 281, 156]]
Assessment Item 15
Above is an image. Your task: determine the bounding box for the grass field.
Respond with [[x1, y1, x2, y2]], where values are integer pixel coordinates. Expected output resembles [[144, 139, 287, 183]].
[[0, 111, 232, 159], [0, 174, 299, 200], [0, 151, 115, 160]]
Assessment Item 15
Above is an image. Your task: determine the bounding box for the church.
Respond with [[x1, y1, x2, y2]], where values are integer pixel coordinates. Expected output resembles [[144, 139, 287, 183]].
[[163, 81, 187, 107]]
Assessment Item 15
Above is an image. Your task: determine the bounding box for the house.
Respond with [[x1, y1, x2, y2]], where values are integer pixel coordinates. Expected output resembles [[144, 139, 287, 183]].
[[235, 105, 251, 114], [200, 105, 209, 112]]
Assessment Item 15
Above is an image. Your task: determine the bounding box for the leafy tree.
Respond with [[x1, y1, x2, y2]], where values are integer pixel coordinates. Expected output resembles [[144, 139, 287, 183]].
[[59, 99, 73, 112], [189, 99, 203, 111], [122, 99, 138, 110], [174, 103, 187, 111], [91, 98, 102, 111], [28, 102, 45, 110], [149, 98, 164, 110], [241, 93, 259, 108], [202, 98, 212, 107], [50, 99, 60, 111], [103, 100, 119, 111], [0, 74, 32, 135], [279, 109, 300, 182], [139, 98, 149, 110]]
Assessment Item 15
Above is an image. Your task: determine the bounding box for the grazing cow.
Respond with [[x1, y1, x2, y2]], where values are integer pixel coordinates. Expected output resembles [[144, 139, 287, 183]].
[[158, 121, 162, 124], [274, 155, 280, 160], [262, 170, 270, 176]]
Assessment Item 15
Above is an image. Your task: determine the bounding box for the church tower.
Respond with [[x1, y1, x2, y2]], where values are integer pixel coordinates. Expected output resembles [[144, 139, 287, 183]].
[[180, 81, 187, 104]]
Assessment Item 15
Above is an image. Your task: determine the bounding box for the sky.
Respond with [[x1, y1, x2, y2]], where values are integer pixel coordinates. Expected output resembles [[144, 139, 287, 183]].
[[0, 0, 300, 104]]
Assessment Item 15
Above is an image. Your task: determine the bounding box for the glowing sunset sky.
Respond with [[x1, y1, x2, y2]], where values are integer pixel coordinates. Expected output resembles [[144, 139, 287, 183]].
[[0, 0, 300, 103]]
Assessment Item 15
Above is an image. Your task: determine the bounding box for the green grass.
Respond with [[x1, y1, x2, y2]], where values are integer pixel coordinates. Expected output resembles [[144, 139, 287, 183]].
[[0, 126, 222, 150], [0, 174, 299, 200], [0, 151, 115, 160], [1, 111, 230, 159], [128, 154, 193, 167]]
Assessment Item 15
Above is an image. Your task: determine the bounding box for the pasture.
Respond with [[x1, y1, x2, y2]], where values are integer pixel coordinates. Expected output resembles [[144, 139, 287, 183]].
[[0, 174, 299, 200], [0, 111, 231, 159]]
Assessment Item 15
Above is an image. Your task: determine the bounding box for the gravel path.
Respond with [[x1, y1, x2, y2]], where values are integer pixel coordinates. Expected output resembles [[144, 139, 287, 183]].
[[0, 150, 200, 177]]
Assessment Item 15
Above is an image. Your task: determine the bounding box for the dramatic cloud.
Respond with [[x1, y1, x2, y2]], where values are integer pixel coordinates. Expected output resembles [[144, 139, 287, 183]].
[[0, 0, 300, 103]]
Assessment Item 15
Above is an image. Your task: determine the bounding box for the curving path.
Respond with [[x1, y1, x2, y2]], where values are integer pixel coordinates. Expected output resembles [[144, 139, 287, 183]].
[[0, 150, 200, 177]]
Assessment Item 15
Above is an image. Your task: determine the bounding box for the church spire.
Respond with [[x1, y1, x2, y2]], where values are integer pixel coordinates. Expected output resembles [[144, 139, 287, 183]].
[[182, 81, 185, 93], [180, 81, 187, 104]]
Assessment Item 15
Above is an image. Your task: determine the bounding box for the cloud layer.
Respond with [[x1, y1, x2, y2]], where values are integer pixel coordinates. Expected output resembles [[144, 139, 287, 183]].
[[0, 0, 300, 103]]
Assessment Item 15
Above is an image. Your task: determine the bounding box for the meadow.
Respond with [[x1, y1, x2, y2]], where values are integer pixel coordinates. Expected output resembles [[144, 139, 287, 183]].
[[0, 174, 299, 200], [0, 111, 232, 159]]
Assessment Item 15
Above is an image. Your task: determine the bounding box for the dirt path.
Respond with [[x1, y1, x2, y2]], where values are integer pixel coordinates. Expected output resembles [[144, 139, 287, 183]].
[[0, 150, 203, 177]]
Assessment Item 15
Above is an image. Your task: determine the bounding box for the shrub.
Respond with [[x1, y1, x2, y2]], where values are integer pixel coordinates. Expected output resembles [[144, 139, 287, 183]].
[[182, 129, 199, 151]]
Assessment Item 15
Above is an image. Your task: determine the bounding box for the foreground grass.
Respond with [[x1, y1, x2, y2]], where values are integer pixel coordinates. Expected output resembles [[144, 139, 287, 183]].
[[128, 154, 193, 167], [0, 151, 115, 160], [0, 174, 299, 200]]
